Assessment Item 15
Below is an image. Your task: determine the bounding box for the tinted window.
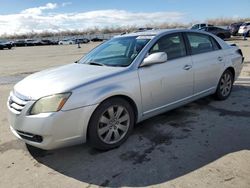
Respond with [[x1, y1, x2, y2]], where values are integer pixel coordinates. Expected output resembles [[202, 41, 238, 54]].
[[149, 34, 186, 60], [191, 24, 199, 29], [187, 33, 214, 55]]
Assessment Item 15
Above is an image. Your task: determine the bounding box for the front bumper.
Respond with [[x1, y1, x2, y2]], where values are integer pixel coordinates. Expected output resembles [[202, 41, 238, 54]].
[[7, 93, 98, 150]]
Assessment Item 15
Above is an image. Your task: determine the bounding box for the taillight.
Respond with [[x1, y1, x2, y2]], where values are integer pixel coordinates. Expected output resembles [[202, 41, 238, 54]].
[[237, 49, 243, 56], [237, 49, 244, 63]]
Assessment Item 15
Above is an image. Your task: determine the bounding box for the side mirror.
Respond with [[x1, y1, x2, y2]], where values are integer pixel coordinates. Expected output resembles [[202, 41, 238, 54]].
[[141, 52, 168, 67]]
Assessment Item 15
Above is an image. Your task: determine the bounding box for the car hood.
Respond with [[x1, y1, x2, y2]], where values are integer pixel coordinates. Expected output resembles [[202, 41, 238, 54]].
[[14, 63, 124, 100], [0, 42, 11, 45]]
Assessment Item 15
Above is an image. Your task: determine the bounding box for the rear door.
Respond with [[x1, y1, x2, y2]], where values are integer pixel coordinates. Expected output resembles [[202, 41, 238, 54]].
[[185, 32, 225, 94]]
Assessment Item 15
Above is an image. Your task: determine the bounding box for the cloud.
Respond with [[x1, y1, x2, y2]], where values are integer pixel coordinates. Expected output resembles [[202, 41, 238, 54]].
[[0, 3, 186, 36], [62, 2, 72, 7], [21, 3, 57, 15]]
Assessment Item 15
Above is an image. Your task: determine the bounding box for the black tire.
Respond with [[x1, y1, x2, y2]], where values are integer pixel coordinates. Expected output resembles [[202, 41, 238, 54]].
[[214, 70, 234, 100], [88, 97, 135, 150]]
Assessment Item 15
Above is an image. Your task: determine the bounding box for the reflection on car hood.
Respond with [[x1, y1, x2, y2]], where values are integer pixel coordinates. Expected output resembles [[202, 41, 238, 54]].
[[0, 41, 11, 45], [14, 63, 123, 100]]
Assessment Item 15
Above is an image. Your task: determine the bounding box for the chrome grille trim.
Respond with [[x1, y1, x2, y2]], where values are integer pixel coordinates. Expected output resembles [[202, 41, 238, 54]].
[[11, 93, 28, 106], [8, 91, 29, 114]]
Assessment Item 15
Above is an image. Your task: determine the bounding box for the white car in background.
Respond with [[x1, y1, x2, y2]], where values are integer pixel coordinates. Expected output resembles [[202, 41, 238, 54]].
[[58, 39, 75, 45], [238, 22, 250, 36]]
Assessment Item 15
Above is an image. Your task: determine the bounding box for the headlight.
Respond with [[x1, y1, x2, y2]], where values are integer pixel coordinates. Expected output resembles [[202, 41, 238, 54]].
[[30, 93, 71, 115]]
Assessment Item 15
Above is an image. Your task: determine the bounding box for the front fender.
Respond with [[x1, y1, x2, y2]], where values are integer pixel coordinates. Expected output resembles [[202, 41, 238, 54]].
[[62, 70, 142, 120]]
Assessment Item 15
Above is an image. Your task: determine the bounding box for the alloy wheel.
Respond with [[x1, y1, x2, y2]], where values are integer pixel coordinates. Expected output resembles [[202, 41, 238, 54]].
[[219, 72, 232, 97], [97, 105, 130, 144]]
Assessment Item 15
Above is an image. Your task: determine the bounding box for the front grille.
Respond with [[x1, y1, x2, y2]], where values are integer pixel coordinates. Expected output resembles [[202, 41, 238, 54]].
[[8, 92, 29, 114], [16, 130, 43, 143]]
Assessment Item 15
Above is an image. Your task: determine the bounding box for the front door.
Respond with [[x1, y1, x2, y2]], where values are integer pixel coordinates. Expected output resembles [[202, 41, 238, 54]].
[[138, 33, 194, 115]]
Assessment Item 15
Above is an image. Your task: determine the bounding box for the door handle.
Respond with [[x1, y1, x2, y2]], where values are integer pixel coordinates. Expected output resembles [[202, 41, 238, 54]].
[[183, 64, 192, 70], [218, 56, 223, 61]]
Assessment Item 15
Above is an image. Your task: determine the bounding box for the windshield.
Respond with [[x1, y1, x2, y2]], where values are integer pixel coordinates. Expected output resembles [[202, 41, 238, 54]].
[[79, 36, 151, 67]]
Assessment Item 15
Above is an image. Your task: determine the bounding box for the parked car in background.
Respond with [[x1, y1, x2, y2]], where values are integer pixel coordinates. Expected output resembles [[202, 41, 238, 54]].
[[191, 23, 213, 30], [238, 22, 250, 36], [199, 26, 231, 39], [40, 39, 57, 45], [0, 40, 12, 50], [75, 38, 90, 44], [25, 39, 42, 46], [13, 39, 57, 47], [58, 39, 75, 45], [135, 27, 154, 32], [91, 37, 104, 42], [7, 29, 244, 150], [13, 40, 26, 47], [228, 22, 244, 36]]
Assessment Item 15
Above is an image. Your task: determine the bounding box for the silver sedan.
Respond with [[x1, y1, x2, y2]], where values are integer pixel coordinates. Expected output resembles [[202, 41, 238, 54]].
[[7, 29, 244, 150]]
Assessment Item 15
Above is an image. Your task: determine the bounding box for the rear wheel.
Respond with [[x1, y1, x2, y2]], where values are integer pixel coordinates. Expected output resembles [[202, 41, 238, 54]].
[[214, 70, 233, 100], [88, 98, 135, 150]]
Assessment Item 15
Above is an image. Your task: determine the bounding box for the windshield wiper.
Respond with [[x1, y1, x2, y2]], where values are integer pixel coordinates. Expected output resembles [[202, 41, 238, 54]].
[[87, 62, 106, 66]]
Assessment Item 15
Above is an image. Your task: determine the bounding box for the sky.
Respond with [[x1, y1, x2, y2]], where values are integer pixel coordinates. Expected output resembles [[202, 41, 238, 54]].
[[0, 0, 249, 36]]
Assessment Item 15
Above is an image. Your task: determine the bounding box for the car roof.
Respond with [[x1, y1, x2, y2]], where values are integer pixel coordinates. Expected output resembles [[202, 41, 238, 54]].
[[115, 29, 186, 37], [115, 29, 214, 38]]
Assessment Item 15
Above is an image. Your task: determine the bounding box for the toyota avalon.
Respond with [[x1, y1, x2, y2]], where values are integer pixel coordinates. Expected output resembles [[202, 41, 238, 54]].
[[7, 29, 244, 150]]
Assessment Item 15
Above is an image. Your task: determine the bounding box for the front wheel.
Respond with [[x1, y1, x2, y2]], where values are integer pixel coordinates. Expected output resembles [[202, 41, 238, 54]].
[[214, 70, 233, 100], [88, 98, 135, 150]]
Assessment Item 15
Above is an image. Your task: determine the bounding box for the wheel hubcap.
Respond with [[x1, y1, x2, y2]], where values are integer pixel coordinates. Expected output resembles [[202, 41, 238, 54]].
[[220, 73, 232, 97], [97, 105, 130, 144]]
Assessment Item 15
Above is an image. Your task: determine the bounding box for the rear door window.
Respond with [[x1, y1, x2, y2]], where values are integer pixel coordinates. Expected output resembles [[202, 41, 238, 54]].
[[186, 33, 215, 55]]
